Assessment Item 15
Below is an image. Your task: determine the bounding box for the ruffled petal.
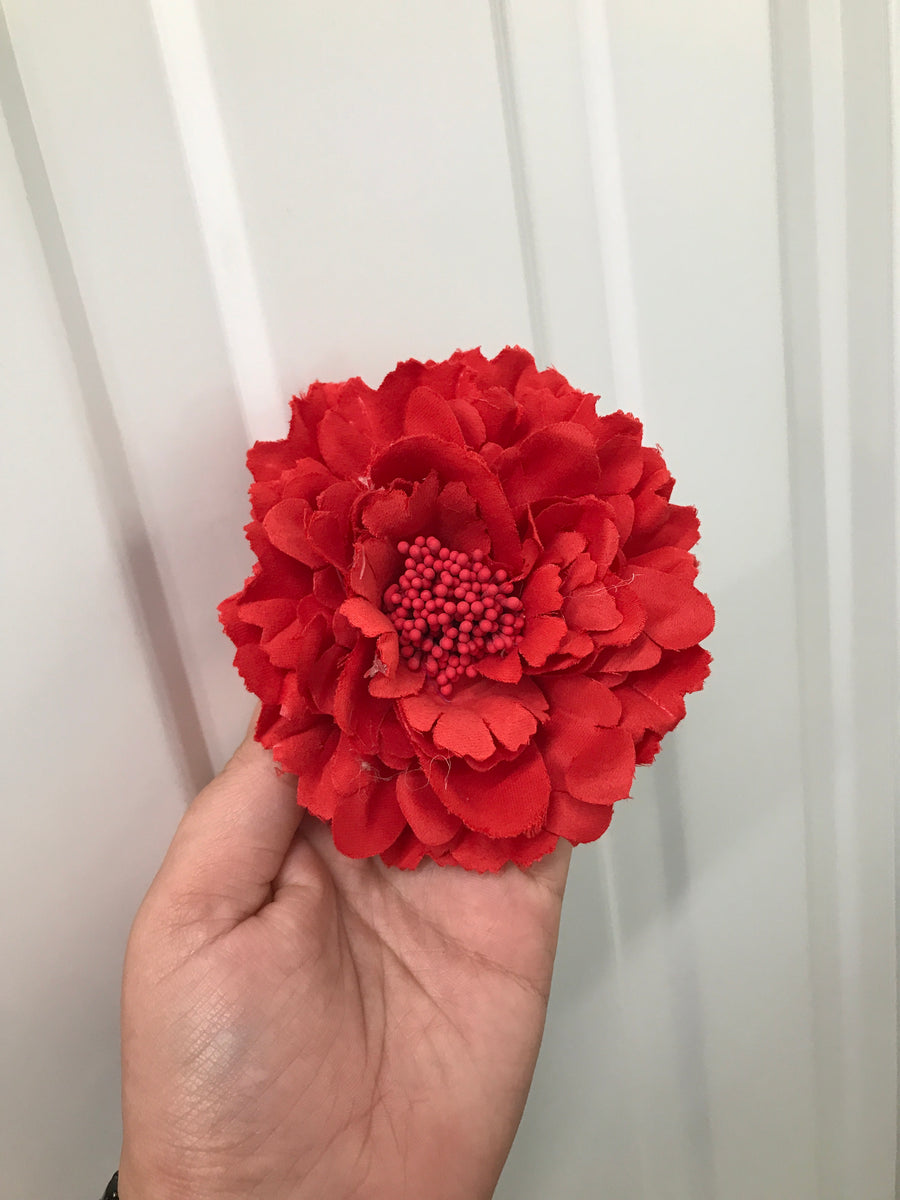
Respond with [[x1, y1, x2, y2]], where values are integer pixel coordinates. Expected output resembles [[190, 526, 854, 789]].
[[317, 408, 372, 479], [233, 643, 282, 704], [476, 651, 523, 683], [564, 585, 622, 632], [615, 646, 712, 739], [472, 691, 539, 751], [348, 538, 401, 606], [395, 770, 462, 844], [522, 564, 564, 616], [371, 437, 523, 570], [448, 827, 559, 872], [369, 664, 425, 699], [546, 791, 614, 843], [263, 498, 325, 568], [634, 503, 700, 553], [380, 828, 435, 870], [331, 777, 408, 858], [425, 745, 550, 837], [498, 422, 602, 510], [628, 567, 715, 650], [432, 708, 495, 760], [269, 720, 337, 784], [595, 433, 643, 493], [339, 597, 399, 675], [542, 719, 636, 804], [519, 615, 567, 667], [630, 546, 698, 583], [540, 675, 621, 726], [598, 633, 662, 673], [405, 386, 466, 447]]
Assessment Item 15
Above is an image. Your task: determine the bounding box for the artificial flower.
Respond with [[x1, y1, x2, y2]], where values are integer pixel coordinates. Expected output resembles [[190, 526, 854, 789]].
[[220, 347, 714, 871]]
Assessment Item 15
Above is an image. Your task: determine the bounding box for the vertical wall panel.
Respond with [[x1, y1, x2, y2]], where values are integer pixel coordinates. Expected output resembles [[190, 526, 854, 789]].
[[4, 0, 257, 770], [839, 2, 898, 1190], [148, 0, 286, 443], [499, 2, 832, 1196], [771, 0, 898, 1195], [192, 0, 532, 432], [594, 3, 820, 1194], [0, 104, 187, 1200]]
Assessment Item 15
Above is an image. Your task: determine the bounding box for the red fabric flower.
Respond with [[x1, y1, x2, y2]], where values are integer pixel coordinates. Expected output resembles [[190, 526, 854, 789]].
[[220, 347, 714, 872]]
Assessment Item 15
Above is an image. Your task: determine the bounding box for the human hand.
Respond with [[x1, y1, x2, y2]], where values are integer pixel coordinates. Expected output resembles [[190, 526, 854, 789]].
[[118, 723, 571, 1200]]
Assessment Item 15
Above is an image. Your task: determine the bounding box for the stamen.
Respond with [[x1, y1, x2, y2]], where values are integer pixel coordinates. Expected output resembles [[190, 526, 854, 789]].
[[385, 536, 525, 695]]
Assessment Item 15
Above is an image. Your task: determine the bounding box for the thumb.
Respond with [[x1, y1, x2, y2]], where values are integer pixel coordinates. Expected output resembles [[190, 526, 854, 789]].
[[150, 716, 304, 927]]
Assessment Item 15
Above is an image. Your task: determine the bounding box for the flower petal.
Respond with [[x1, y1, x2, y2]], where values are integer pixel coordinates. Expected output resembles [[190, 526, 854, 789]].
[[376, 709, 416, 768], [361, 488, 411, 538], [425, 745, 550, 837], [474, 693, 539, 751], [307, 510, 352, 570], [369, 664, 425, 699], [371, 437, 523, 569], [339, 597, 399, 675], [302, 732, 363, 820], [543, 721, 636, 804], [339, 597, 393, 638], [595, 433, 643, 493], [269, 720, 337, 781], [395, 770, 462, 844], [237, 598, 298, 641], [564, 585, 622, 631], [598, 633, 662, 673], [546, 791, 614, 843], [233, 643, 282, 704], [563, 552, 598, 592], [592, 584, 645, 647], [498, 422, 602, 509], [331, 777, 407, 858], [399, 690, 444, 733], [349, 538, 401, 606], [317, 408, 372, 479], [519, 615, 567, 667], [540, 675, 621, 726], [365, 359, 423, 444], [523, 564, 564, 616], [616, 646, 712, 739], [477, 651, 523, 683], [380, 828, 434, 870], [263, 498, 325, 567], [433, 708, 495, 760], [635, 503, 700, 553], [313, 565, 346, 611], [247, 410, 318, 481], [447, 395, 487, 449], [628, 567, 715, 650], [630, 546, 698, 583], [448, 827, 559, 872], [405, 386, 466, 447]]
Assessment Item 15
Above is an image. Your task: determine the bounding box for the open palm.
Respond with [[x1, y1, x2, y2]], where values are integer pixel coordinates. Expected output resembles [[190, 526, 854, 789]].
[[119, 731, 571, 1200]]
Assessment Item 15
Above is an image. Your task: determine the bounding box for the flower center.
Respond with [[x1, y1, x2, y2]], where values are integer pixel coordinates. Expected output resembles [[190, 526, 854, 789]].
[[384, 535, 525, 697]]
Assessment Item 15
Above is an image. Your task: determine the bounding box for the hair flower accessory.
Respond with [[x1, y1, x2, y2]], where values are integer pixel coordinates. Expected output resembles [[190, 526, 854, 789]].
[[219, 347, 714, 872]]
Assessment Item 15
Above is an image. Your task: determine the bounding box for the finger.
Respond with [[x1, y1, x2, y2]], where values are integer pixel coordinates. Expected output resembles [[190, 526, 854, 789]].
[[152, 720, 304, 925], [526, 837, 572, 900]]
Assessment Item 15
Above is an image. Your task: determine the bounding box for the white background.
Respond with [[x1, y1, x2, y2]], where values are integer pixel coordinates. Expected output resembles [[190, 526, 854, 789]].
[[1, 2, 897, 1197]]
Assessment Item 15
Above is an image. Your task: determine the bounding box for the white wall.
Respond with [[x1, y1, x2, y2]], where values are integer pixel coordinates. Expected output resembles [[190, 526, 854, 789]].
[[1, 3, 896, 1198]]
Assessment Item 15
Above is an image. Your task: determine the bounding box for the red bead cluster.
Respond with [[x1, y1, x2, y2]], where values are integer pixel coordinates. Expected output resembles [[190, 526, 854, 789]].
[[384, 536, 525, 697]]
